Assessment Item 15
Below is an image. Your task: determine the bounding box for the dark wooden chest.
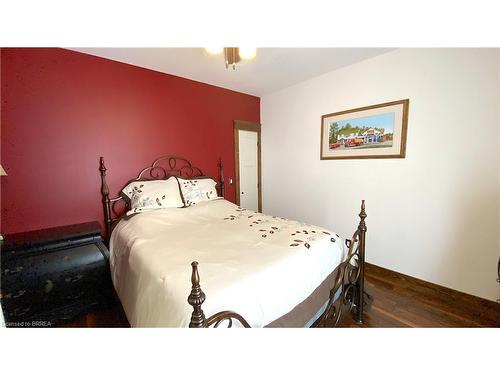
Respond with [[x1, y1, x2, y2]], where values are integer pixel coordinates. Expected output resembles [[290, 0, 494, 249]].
[[1, 222, 112, 327]]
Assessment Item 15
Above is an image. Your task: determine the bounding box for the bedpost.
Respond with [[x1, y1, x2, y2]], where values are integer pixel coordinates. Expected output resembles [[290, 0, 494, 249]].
[[218, 157, 225, 198], [188, 261, 207, 328], [99, 157, 112, 241], [356, 200, 367, 323]]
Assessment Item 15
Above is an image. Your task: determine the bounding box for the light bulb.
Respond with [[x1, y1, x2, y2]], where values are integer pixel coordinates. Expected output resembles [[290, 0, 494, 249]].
[[205, 47, 223, 54], [238, 47, 256, 60]]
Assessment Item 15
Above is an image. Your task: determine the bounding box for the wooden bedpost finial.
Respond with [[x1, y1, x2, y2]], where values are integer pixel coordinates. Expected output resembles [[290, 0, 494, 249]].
[[99, 156, 106, 173], [358, 200, 367, 232], [99, 157, 109, 197], [188, 261, 206, 328], [218, 157, 225, 198], [99, 157, 112, 242], [355, 200, 367, 324]]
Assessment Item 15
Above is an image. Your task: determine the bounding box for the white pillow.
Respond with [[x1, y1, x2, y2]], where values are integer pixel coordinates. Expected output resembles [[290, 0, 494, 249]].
[[177, 177, 218, 206], [122, 178, 184, 215]]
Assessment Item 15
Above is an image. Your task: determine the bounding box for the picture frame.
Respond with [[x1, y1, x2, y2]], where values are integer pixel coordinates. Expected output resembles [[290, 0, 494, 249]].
[[320, 99, 409, 160]]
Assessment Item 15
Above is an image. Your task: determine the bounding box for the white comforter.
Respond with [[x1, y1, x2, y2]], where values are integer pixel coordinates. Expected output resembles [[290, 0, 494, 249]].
[[110, 199, 346, 327]]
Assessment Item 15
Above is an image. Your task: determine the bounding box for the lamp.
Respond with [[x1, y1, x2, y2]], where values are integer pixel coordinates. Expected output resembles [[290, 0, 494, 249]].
[[238, 47, 257, 60], [205, 47, 223, 54], [0, 164, 6, 241], [205, 47, 257, 70]]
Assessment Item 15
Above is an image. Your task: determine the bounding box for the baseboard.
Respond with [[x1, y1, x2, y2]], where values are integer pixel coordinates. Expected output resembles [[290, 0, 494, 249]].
[[365, 262, 499, 310]]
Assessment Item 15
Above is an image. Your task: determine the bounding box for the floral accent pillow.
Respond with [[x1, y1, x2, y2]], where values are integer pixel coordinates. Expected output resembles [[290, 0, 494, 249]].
[[122, 178, 184, 215], [177, 177, 218, 206]]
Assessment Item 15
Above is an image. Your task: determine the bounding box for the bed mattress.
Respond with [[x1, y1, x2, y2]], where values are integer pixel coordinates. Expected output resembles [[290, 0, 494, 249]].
[[109, 198, 347, 327]]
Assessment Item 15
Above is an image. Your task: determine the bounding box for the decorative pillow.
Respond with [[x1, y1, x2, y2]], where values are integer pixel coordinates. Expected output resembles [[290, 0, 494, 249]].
[[177, 177, 218, 206], [122, 178, 184, 215]]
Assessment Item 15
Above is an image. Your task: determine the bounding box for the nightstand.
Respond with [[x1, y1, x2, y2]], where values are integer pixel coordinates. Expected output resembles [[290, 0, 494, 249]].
[[0, 221, 112, 327]]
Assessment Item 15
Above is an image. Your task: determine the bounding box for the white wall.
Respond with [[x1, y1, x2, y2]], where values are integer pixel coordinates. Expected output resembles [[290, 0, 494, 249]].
[[261, 48, 500, 301], [497, 49, 500, 300]]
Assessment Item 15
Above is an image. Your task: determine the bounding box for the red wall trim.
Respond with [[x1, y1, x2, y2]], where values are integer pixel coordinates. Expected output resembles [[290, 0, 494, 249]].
[[0, 48, 260, 234]]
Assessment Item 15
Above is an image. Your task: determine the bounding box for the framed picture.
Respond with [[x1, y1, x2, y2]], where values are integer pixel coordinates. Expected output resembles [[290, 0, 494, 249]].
[[320, 99, 409, 160]]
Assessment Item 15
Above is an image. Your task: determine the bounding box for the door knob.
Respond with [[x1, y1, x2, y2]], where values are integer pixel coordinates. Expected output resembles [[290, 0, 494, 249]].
[[241, 192, 244, 194]]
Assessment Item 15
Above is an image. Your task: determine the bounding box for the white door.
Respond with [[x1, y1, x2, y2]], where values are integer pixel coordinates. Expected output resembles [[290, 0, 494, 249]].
[[238, 130, 259, 211]]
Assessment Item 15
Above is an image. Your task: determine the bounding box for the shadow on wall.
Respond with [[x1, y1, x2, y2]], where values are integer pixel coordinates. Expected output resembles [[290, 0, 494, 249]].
[[439, 184, 500, 301]]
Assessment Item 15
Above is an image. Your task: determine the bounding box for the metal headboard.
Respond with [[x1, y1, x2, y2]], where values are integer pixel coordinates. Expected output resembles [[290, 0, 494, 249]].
[[99, 155, 225, 241]]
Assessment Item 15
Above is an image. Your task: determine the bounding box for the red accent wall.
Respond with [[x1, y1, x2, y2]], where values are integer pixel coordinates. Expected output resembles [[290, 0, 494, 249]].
[[0, 48, 260, 234]]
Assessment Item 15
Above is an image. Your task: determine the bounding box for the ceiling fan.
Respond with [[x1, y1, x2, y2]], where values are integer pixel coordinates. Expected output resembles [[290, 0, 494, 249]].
[[205, 47, 257, 70]]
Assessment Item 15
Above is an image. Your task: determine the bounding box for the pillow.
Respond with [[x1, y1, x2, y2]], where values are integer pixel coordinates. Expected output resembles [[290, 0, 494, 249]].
[[177, 177, 218, 206], [122, 178, 184, 215]]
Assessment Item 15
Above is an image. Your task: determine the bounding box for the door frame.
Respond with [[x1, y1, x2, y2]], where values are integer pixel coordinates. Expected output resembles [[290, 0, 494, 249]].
[[233, 120, 262, 212]]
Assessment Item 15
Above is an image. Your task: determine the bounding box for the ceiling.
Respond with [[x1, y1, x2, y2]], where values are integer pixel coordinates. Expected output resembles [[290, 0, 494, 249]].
[[69, 48, 394, 97]]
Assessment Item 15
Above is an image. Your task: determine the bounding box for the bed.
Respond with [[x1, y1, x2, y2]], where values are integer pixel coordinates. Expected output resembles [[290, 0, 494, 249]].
[[99, 155, 367, 328]]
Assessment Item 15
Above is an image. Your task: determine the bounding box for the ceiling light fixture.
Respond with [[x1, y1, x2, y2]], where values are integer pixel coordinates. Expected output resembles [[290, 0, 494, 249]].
[[205, 47, 223, 54], [205, 47, 257, 70], [238, 47, 257, 60]]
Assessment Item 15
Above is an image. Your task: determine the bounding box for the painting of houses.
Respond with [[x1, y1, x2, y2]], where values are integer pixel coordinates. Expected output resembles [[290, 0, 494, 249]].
[[328, 112, 394, 149], [320, 99, 409, 160], [362, 128, 383, 143]]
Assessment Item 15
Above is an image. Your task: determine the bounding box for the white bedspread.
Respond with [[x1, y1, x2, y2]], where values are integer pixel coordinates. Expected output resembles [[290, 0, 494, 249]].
[[110, 199, 346, 327]]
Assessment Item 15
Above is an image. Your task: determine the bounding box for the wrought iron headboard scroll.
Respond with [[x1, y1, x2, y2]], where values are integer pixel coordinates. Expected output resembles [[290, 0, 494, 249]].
[[99, 155, 225, 242]]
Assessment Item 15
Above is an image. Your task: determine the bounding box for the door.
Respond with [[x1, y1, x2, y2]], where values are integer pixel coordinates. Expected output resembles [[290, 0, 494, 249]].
[[234, 121, 261, 212]]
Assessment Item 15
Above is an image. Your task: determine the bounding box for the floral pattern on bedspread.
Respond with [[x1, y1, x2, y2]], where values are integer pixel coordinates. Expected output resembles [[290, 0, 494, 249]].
[[223, 206, 340, 250]]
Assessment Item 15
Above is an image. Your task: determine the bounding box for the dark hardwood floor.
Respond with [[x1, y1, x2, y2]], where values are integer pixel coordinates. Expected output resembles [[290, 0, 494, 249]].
[[60, 263, 500, 328], [341, 263, 499, 328], [61, 301, 130, 328]]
